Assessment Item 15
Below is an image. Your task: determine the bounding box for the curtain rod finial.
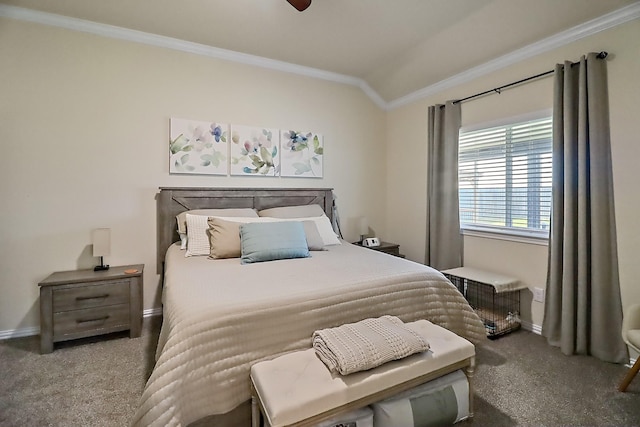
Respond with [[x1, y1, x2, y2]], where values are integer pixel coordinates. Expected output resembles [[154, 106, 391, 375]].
[[597, 51, 608, 59]]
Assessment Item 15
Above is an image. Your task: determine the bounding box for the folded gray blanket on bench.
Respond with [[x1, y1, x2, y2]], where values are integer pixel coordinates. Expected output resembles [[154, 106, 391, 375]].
[[312, 315, 430, 375]]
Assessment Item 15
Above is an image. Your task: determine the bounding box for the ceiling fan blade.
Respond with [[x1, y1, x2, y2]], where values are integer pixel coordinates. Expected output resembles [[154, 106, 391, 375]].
[[287, 0, 312, 12]]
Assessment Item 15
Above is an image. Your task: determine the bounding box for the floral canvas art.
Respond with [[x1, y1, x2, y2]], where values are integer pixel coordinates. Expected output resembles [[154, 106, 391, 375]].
[[169, 118, 228, 175], [230, 125, 279, 176], [280, 130, 323, 178]]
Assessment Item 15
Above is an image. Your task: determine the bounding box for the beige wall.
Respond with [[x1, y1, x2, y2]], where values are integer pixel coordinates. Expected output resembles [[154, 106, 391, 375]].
[[386, 19, 640, 329], [1, 15, 638, 338], [0, 18, 387, 334]]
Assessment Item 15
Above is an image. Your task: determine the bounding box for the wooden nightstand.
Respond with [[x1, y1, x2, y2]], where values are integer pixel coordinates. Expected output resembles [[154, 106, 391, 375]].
[[354, 241, 405, 258], [38, 264, 144, 354]]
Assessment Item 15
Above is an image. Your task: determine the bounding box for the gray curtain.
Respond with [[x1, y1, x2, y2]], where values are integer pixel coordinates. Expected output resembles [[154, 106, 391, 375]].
[[426, 101, 462, 270], [543, 53, 627, 364]]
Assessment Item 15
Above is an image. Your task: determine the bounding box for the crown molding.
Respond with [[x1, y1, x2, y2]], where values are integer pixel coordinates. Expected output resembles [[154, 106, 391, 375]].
[[0, 4, 388, 109], [1, 2, 638, 111], [388, 2, 640, 110], [358, 80, 389, 111]]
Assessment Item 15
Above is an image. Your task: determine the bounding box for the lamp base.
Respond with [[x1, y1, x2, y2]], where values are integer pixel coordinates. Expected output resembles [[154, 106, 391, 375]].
[[94, 256, 109, 271]]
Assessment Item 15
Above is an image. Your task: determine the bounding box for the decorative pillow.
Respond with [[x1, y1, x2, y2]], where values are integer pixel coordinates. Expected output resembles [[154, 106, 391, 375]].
[[258, 204, 325, 219], [239, 222, 310, 264], [187, 214, 273, 257], [301, 220, 325, 251], [207, 216, 280, 259], [301, 215, 341, 246], [207, 217, 324, 257], [176, 208, 258, 235], [207, 218, 243, 259], [185, 214, 212, 257]]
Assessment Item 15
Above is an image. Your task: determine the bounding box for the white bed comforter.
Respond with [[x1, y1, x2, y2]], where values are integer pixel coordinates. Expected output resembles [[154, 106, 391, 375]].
[[132, 243, 485, 427]]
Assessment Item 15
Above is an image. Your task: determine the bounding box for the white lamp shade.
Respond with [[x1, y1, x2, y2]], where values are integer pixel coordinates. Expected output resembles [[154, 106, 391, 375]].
[[92, 228, 111, 257], [357, 216, 369, 236]]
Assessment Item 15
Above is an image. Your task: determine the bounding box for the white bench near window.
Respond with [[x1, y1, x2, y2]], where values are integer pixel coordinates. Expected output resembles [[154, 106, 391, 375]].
[[250, 320, 475, 427]]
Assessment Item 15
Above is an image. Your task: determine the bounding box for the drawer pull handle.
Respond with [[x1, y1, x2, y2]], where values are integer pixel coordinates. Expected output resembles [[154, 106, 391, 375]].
[[76, 294, 110, 301], [77, 316, 109, 324]]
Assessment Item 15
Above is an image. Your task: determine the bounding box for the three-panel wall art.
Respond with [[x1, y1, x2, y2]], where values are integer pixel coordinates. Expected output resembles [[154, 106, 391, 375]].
[[169, 118, 324, 178]]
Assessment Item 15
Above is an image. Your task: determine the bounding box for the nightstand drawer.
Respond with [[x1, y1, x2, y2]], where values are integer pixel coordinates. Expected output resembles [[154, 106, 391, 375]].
[[53, 280, 130, 312], [53, 303, 130, 339]]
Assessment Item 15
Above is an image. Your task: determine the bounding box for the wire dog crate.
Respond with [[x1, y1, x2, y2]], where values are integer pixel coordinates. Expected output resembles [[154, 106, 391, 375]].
[[442, 267, 525, 339]]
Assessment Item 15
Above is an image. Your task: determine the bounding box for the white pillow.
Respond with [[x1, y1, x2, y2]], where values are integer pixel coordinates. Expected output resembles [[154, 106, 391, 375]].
[[255, 215, 339, 247], [177, 208, 258, 235], [258, 204, 326, 218], [300, 220, 326, 251], [185, 214, 211, 257], [177, 208, 259, 250], [296, 215, 341, 246]]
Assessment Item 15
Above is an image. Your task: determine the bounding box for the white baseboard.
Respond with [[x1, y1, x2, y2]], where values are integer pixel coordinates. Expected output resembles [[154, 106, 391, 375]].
[[0, 326, 40, 340], [521, 320, 542, 335], [518, 321, 638, 367], [144, 307, 163, 317], [0, 308, 162, 341]]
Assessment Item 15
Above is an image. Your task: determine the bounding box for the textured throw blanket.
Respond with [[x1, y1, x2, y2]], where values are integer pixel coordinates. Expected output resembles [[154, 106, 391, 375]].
[[312, 315, 430, 375]]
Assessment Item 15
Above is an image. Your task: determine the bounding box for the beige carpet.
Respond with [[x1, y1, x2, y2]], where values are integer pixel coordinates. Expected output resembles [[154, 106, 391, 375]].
[[0, 317, 160, 427], [1, 317, 638, 426], [463, 331, 640, 426]]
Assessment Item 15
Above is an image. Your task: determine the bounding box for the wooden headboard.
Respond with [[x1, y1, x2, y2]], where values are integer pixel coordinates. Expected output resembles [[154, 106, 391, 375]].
[[157, 187, 334, 273]]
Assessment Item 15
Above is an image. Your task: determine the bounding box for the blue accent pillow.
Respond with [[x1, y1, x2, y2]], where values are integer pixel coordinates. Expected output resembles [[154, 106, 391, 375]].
[[239, 221, 310, 264]]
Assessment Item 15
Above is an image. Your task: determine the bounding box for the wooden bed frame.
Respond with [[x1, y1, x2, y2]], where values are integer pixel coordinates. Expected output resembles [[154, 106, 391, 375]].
[[157, 187, 334, 273]]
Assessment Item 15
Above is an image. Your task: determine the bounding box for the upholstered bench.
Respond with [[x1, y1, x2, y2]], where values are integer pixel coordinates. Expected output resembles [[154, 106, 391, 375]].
[[250, 320, 475, 427]]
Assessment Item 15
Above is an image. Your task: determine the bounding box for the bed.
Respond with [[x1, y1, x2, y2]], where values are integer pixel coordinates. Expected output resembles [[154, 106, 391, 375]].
[[133, 187, 485, 427]]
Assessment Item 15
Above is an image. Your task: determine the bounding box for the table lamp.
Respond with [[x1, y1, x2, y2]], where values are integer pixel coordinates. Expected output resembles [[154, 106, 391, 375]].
[[357, 216, 369, 243], [92, 228, 111, 271]]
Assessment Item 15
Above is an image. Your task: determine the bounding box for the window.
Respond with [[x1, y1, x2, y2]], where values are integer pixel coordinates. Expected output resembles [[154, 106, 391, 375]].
[[458, 116, 552, 238]]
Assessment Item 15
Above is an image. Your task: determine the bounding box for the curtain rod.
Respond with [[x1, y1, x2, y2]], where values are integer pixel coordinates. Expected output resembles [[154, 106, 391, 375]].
[[452, 51, 608, 105]]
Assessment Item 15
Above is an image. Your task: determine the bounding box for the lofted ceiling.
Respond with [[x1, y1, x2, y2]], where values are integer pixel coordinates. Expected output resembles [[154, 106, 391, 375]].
[[1, 0, 638, 104]]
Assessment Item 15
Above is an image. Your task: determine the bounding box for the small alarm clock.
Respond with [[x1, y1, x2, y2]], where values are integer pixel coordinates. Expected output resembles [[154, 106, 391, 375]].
[[362, 237, 380, 247]]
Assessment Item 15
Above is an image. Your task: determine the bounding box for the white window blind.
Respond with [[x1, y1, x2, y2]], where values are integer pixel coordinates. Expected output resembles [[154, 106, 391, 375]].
[[458, 117, 552, 235]]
